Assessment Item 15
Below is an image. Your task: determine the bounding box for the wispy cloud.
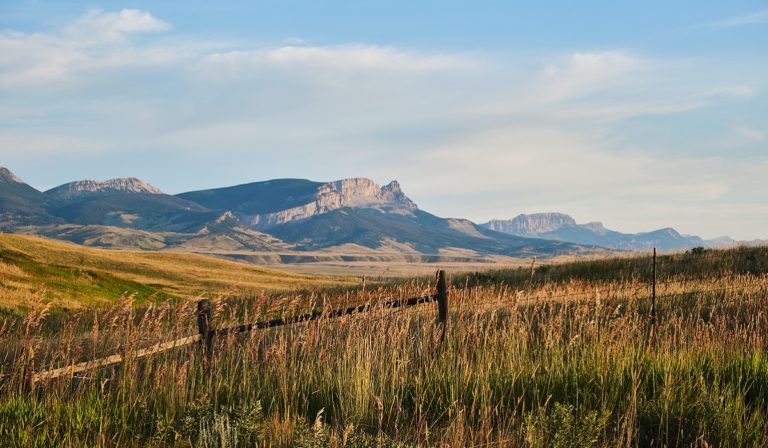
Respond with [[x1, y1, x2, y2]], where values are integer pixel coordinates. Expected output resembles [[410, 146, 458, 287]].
[[537, 51, 640, 102], [713, 9, 768, 28], [65, 9, 170, 41], [198, 44, 478, 81], [0, 9, 177, 86], [1, 8, 766, 239], [732, 125, 765, 142]]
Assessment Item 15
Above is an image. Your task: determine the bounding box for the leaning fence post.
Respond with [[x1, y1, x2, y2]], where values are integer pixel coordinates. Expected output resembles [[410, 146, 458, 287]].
[[436, 270, 448, 340], [650, 248, 657, 324], [197, 299, 213, 362]]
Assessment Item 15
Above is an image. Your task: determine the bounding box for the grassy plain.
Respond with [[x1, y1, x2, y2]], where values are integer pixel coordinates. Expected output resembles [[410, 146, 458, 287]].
[[0, 234, 353, 313], [1, 245, 767, 446]]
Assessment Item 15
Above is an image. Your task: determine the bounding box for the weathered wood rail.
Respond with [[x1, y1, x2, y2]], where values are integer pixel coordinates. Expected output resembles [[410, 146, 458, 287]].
[[29, 270, 449, 385]]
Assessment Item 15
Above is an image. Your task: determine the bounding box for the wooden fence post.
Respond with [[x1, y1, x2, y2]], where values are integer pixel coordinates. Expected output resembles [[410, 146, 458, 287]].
[[436, 270, 448, 341], [650, 248, 657, 324], [197, 299, 213, 362], [23, 344, 35, 393]]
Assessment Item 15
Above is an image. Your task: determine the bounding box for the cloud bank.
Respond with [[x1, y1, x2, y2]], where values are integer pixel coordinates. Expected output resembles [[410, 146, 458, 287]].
[[1, 9, 765, 239]]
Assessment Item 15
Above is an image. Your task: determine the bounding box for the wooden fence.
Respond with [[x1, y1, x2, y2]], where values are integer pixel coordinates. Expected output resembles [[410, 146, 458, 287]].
[[29, 270, 449, 385]]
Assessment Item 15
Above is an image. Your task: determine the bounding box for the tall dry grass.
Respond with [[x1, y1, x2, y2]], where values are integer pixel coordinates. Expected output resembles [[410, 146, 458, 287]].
[[1, 249, 768, 447]]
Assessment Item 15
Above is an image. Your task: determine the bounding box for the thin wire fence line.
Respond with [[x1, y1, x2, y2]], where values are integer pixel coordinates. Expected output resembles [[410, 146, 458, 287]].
[[450, 272, 767, 315], [514, 272, 766, 302], [526, 252, 765, 273], [657, 280, 768, 300]]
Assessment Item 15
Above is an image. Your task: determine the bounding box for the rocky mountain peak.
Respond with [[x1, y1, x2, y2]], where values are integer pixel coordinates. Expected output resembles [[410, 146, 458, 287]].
[[581, 221, 607, 232], [380, 180, 417, 210], [321, 178, 417, 210], [234, 177, 418, 231], [485, 213, 576, 235], [45, 177, 163, 202], [0, 167, 24, 184], [382, 180, 402, 193]]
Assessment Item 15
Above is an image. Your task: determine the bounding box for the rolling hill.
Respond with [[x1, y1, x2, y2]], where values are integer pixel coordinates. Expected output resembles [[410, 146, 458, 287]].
[[0, 234, 351, 312]]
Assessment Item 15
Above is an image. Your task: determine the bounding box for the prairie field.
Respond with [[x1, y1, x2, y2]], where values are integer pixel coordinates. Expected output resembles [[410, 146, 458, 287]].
[[2, 246, 768, 447], [0, 234, 354, 314]]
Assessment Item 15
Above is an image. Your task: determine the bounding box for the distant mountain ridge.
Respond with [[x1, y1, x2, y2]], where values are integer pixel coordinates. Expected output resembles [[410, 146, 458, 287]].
[[46, 177, 163, 203], [481, 213, 744, 251], [485, 213, 577, 235], [0, 168, 589, 262], [2, 167, 758, 260], [180, 177, 417, 230]]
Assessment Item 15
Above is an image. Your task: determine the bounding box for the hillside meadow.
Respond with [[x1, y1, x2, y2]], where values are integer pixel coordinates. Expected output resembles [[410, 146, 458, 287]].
[[1, 245, 767, 446], [0, 234, 355, 315]]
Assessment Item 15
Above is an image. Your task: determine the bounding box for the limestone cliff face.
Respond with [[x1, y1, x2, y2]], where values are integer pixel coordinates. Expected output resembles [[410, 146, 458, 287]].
[[485, 213, 576, 236], [46, 178, 163, 202], [238, 178, 417, 230]]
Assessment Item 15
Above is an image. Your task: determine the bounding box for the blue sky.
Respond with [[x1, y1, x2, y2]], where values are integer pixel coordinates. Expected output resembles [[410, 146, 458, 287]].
[[1, 1, 767, 239]]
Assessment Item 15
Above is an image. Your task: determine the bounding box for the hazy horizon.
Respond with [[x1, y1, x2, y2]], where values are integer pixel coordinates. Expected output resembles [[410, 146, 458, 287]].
[[1, 1, 766, 240]]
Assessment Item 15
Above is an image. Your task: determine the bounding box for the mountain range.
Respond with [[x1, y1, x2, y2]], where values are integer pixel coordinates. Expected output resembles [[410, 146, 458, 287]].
[[0, 167, 758, 264], [482, 213, 763, 251], [0, 168, 584, 263]]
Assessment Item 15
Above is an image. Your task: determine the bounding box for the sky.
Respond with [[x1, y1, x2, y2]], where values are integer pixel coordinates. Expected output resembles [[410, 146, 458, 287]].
[[1, 1, 767, 240]]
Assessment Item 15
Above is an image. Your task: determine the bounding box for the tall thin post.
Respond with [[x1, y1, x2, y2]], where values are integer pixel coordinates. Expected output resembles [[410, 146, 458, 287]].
[[197, 299, 213, 362], [436, 270, 448, 341], [651, 248, 657, 324], [23, 345, 35, 393]]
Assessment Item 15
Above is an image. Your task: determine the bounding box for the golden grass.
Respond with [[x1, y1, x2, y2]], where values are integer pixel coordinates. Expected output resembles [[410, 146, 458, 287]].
[[0, 234, 355, 310], [2, 243, 767, 446], [3, 262, 768, 446]]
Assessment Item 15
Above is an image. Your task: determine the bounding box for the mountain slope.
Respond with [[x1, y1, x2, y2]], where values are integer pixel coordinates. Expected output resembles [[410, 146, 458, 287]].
[[178, 177, 418, 230], [269, 208, 583, 257], [483, 213, 706, 251], [178, 178, 325, 214], [0, 167, 56, 227], [47, 193, 220, 233]]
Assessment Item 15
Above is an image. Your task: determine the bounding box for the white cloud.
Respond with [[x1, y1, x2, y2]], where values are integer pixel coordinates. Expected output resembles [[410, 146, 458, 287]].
[[714, 10, 768, 28], [732, 125, 765, 142], [1, 9, 766, 238], [698, 86, 755, 100], [386, 125, 766, 238], [0, 133, 111, 156], [65, 9, 170, 42], [537, 51, 640, 102], [0, 9, 174, 86], [198, 44, 477, 80]]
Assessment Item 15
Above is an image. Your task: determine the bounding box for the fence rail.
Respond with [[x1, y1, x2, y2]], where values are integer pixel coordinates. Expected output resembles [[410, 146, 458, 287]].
[[32, 334, 202, 383], [24, 246, 768, 387], [28, 270, 449, 386]]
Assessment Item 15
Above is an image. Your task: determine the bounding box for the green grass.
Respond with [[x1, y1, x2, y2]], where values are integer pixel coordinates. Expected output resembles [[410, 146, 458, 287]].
[[462, 245, 768, 287], [1, 245, 767, 446]]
